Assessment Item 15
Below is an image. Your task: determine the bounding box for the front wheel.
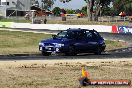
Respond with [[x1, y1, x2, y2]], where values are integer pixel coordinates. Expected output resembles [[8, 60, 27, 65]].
[[41, 51, 51, 56], [94, 47, 102, 55], [65, 46, 77, 56]]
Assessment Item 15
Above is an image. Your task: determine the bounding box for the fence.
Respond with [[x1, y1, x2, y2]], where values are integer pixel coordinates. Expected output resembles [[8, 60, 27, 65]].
[[2, 15, 132, 21]]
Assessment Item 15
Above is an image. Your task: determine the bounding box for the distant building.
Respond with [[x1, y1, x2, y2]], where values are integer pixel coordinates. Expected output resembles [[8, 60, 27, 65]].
[[0, 0, 35, 17], [31, 6, 53, 17]]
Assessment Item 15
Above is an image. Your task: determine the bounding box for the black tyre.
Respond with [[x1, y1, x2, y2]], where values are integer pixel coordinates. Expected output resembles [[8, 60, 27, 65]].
[[42, 51, 51, 56], [65, 46, 77, 56], [94, 47, 102, 55]]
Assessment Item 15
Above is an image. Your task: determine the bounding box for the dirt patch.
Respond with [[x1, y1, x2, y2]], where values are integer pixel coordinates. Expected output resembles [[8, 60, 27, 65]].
[[0, 59, 131, 88]]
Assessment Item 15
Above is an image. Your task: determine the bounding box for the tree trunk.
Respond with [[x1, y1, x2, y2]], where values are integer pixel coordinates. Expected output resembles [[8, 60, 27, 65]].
[[93, 3, 101, 21], [94, 14, 98, 21], [87, 1, 90, 21], [87, 0, 95, 21]]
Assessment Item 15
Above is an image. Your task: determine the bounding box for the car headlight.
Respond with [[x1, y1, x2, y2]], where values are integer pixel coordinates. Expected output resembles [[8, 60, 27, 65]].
[[57, 44, 64, 47], [39, 43, 44, 46], [53, 43, 64, 47]]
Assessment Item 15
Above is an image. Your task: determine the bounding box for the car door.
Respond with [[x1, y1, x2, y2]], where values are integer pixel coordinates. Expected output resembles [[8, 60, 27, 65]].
[[73, 31, 88, 53], [85, 31, 98, 52]]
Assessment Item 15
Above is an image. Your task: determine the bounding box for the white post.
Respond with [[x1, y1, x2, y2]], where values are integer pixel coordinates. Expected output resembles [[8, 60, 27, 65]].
[[124, 16, 125, 21], [16, 0, 19, 21], [31, 10, 35, 24], [4, 5, 7, 18]]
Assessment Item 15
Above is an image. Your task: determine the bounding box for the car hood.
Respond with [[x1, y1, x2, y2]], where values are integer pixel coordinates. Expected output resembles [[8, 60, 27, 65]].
[[41, 38, 68, 44]]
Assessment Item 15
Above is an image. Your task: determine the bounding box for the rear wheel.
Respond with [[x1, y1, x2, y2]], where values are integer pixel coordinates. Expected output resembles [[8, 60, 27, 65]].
[[42, 51, 51, 56], [65, 46, 77, 56], [94, 47, 102, 55]]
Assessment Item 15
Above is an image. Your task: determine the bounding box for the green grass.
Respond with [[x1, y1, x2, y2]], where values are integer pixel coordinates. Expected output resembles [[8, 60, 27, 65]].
[[0, 30, 51, 55], [0, 30, 128, 55], [0, 19, 31, 23], [105, 40, 127, 50]]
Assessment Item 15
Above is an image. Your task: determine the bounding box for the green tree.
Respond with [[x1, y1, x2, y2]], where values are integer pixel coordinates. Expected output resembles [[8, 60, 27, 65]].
[[113, 0, 132, 15], [38, 0, 113, 21], [102, 7, 117, 16], [31, 0, 39, 6], [76, 9, 81, 13], [66, 9, 75, 14], [35, 0, 39, 7], [52, 7, 61, 16], [41, 0, 54, 11], [59, 0, 112, 21], [81, 6, 87, 16]]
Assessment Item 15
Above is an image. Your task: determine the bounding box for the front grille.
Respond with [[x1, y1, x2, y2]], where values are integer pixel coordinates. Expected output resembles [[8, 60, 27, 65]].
[[45, 46, 55, 51], [43, 43, 56, 51], [44, 43, 54, 46]]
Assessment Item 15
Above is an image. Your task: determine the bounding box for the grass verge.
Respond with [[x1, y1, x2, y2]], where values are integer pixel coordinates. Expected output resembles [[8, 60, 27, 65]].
[[0, 30, 51, 55], [0, 18, 31, 23]]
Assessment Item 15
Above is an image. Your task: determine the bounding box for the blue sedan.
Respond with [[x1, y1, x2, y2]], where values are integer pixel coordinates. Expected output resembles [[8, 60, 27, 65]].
[[39, 28, 106, 56]]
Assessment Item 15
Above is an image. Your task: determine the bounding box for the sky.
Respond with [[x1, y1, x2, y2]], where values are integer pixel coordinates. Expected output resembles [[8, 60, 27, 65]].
[[53, 0, 87, 10], [38, 0, 87, 10]]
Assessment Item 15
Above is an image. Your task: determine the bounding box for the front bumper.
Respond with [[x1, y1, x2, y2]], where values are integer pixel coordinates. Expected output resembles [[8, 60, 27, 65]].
[[39, 46, 59, 52], [39, 45, 67, 53]]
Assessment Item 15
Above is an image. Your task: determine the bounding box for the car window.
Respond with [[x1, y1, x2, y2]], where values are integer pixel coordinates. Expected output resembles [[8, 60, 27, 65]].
[[70, 31, 86, 39], [67, 31, 79, 39], [79, 31, 86, 38], [67, 31, 75, 39], [93, 31, 101, 38], [57, 31, 67, 38], [86, 31, 93, 38]]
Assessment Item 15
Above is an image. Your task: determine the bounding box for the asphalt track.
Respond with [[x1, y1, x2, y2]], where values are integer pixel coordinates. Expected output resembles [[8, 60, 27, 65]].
[[0, 46, 132, 61], [0, 28, 132, 61]]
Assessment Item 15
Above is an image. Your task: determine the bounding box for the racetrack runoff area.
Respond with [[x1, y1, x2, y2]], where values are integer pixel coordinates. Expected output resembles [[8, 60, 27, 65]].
[[0, 59, 131, 88], [0, 22, 132, 87]]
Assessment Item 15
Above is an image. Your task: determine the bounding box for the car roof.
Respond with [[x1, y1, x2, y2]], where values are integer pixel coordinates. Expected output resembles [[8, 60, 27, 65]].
[[66, 28, 96, 32], [67, 28, 88, 31]]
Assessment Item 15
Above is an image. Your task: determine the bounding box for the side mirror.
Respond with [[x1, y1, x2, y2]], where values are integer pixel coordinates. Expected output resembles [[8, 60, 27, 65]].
[[52, 35, 57, 39]]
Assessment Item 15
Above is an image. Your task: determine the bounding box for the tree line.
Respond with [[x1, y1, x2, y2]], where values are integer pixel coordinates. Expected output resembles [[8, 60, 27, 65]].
[[34, 0, 132, 21]]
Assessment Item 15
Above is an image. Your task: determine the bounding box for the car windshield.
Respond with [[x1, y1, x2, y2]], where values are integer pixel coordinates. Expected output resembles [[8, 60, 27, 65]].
[[57, 31, 68, 38]]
